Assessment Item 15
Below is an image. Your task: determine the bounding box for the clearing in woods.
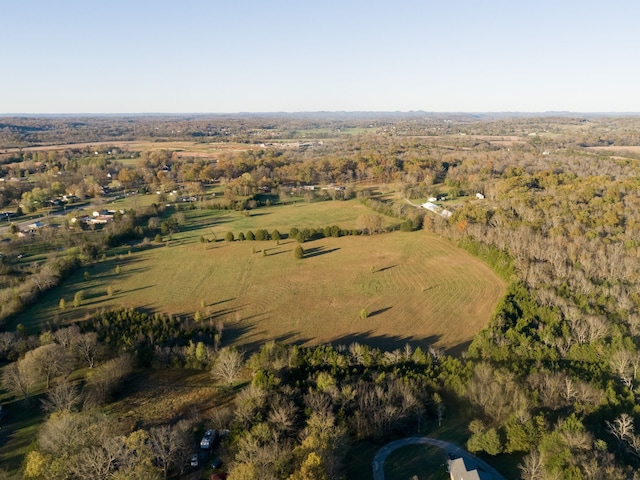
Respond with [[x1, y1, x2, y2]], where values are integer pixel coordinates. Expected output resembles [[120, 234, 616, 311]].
[[16, 201, 506, 354]]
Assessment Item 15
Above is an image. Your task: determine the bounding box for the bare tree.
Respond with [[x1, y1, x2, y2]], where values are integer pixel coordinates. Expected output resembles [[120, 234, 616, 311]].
[[86, 354, 134, 404], [2, 360, 36, 399], [357, 214, 384, 235], [53, 324, 81, 351], [23, 343, 73, 390], [148, 423, 191, 480], [74, 332, 99, 368], [41, 378, 83, 413], [267, 397, 298, 435], [586, 315, 609, 343], [519, 449, 545, 480], [70, 436, 126, 480], [607, 413, 635, 446], [610, 349, 635, 388], [0, 331, 19, 360], [212, 347, 244, 385]]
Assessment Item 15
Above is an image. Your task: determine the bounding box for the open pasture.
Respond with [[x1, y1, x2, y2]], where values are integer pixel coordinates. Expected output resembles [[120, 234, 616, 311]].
[[20, 198, 505, 353]]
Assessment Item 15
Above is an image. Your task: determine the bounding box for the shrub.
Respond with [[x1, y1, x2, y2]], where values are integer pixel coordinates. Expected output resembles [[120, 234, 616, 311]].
[[73, 290, 85, 308], [246, 230, 255, 241], [400, 220, 413, 232], [294, 245, 304, 259], [225, 231, 235, 242]]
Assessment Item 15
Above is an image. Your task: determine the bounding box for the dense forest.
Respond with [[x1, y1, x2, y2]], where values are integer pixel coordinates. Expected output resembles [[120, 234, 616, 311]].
[[2, 114, 640, 479]]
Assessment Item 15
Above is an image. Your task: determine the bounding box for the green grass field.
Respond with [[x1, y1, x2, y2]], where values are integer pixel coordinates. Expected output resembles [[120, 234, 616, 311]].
[[384, 444, 449, 480], [15, 199, 505, 354], [0, 392, 46, 479]]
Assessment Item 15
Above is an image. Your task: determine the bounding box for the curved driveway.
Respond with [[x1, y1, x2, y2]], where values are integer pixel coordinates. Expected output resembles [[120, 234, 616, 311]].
[[372, 436, 507, 480]]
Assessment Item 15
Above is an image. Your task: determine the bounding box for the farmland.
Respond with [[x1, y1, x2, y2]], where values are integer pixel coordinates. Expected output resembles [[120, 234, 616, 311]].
[[14, 198, 505, 354]]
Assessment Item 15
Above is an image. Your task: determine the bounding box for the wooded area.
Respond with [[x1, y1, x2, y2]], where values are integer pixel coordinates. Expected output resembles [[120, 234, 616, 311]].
[[2, 114, 640, 479]]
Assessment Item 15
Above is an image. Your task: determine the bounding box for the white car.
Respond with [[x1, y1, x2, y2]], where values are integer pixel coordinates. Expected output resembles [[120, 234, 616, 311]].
[[200, 429, 215, 449]]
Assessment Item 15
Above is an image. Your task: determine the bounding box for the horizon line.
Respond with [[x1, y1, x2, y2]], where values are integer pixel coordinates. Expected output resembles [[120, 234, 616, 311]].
[[2, 110, 640, 117]]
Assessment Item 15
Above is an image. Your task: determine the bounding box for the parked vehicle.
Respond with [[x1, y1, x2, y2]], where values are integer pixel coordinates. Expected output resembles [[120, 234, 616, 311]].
[[200, 429, 215, 449]]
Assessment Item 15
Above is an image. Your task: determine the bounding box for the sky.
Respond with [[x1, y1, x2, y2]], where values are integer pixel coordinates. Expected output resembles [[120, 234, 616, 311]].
[[2, 0, 639, 114]]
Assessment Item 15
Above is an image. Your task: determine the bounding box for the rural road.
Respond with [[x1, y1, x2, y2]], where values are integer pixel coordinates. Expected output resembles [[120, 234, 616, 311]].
[[372, 436, 507, 480]]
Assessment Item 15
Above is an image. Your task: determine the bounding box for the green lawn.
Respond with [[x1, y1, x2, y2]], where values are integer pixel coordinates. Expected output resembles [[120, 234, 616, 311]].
[[0, 393, 46, 479], [384, 445, 449, 480]]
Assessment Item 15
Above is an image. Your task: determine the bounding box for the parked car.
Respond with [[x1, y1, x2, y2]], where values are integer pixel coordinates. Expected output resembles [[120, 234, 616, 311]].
[[200, 429, 215, 449], [210, 458, 222, 469], [190, 453, 199, 468]]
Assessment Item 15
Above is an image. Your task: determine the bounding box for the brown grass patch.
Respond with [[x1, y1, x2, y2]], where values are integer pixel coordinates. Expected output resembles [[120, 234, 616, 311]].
[[28, 230, 505, 355]]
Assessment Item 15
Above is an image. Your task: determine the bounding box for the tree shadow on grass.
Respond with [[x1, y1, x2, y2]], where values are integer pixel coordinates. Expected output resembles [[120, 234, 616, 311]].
[[447, 340, 472, 357], [177, 217, 232, 233], [221, 316, 261, 350], [238, 330, 310, 354], [330, 331, 444, 354], [368, 306, 392, 317], [206, 298, 235, 308], [375, 264, 397, 273], [203, 242, 231, 250], [0, 396, 47, 474], [263, 249, 291, 256], [244, 211, 271, 217], [303, 246, 340, 258]]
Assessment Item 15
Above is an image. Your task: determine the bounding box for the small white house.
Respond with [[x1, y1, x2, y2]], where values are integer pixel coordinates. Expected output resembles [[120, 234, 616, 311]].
[[448, 457, 489, 480]]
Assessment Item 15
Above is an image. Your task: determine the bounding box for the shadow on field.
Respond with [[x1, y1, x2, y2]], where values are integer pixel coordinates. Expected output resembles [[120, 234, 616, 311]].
[[264, 248, 291, 256], [222, 317, 261, 350], [178, 217, 231, 233], [239, 330, 310, 354], [121, 284, 153, 295], [207, 298, 234, 307], [245, 212, 271, 217], [447, 340, 472, 357], [303, 246, 340, 258], [368, 306, 392, 317], [86, 256, 146, 283], [375, 264, 397, 273], [331, 331, 443, 353], [0, 396, 47, 473], [174, 303, 244, 325]]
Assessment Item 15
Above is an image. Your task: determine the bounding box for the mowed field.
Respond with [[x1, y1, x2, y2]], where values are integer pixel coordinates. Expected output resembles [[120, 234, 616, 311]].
[[17, 201, 506, 354]]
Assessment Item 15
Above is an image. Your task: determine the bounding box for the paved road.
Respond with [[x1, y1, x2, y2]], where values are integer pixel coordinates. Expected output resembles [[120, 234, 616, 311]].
[[372, 436, 507, 480]]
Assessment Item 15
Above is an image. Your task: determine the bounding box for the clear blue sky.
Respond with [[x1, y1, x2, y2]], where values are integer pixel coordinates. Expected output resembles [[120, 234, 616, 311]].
[[2, 0, 639, 113]]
